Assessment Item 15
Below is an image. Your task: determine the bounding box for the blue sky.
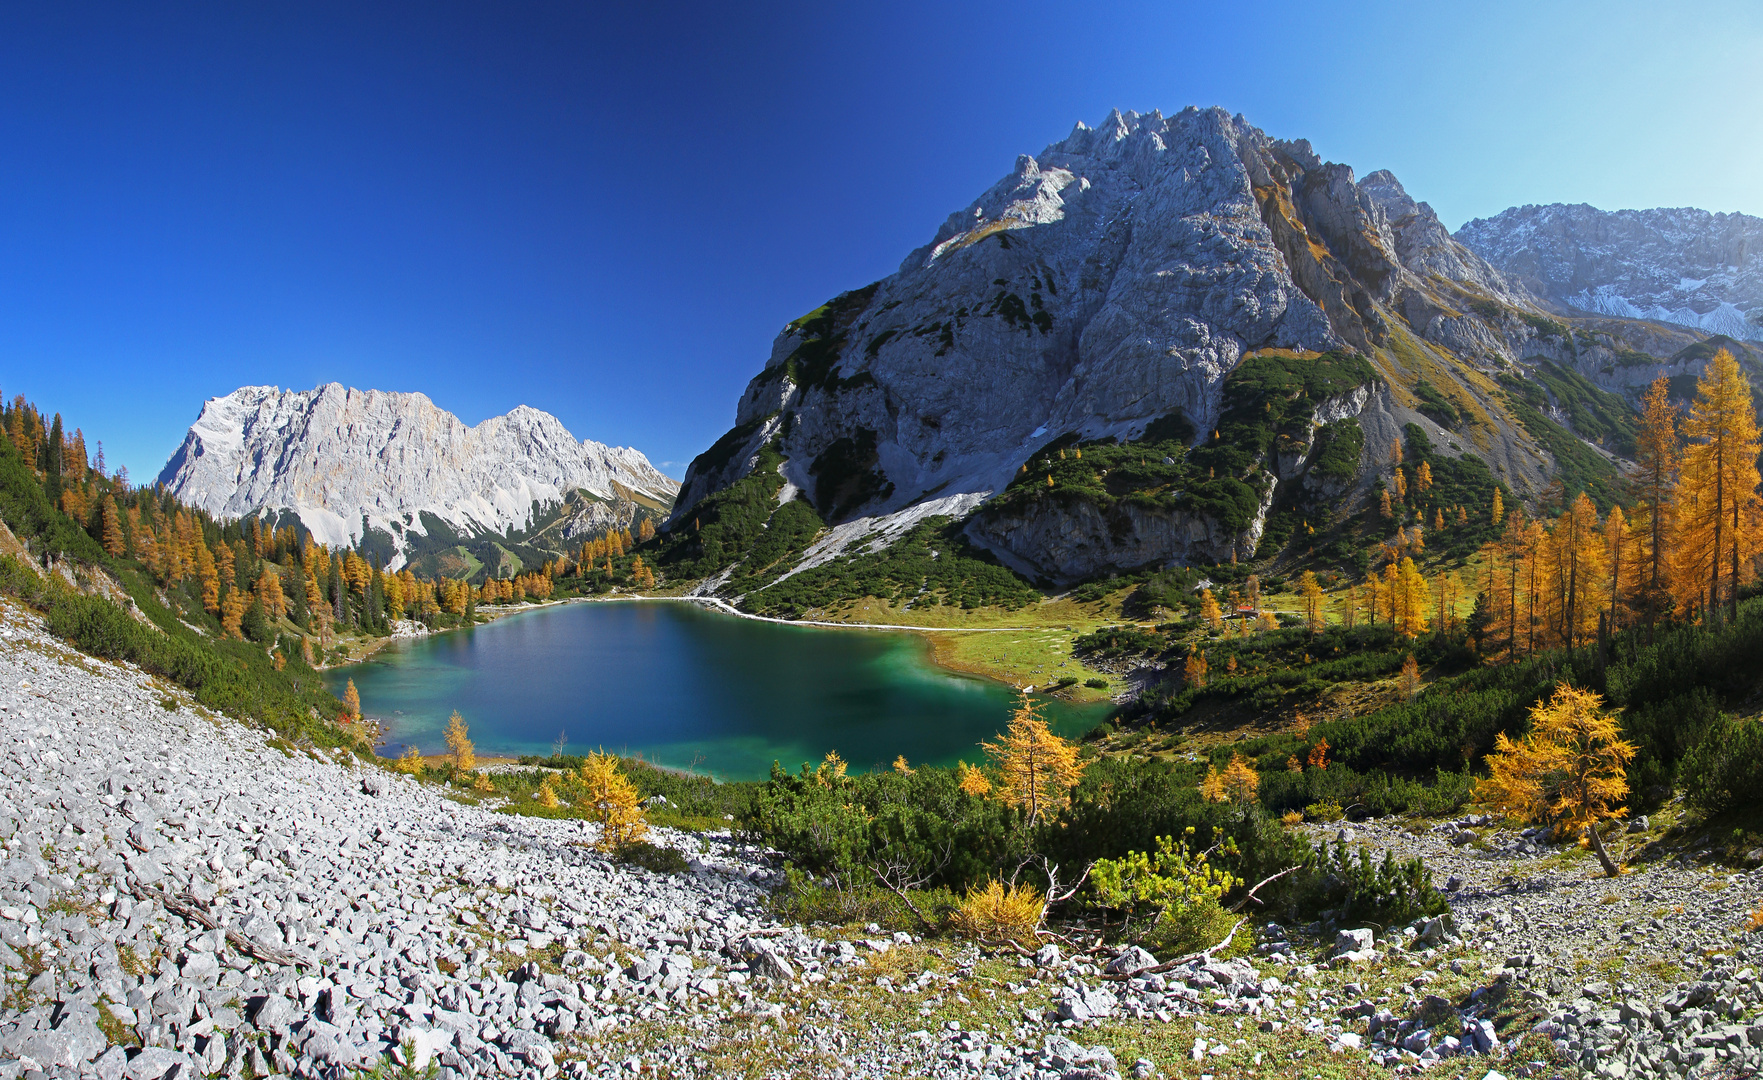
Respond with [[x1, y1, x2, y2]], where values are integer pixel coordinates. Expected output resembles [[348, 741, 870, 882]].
[[3, 0, 1759, 480]]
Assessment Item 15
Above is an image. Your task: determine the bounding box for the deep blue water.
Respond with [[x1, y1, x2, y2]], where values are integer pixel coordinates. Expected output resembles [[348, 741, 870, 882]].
[[324, 600, 1109, 781]]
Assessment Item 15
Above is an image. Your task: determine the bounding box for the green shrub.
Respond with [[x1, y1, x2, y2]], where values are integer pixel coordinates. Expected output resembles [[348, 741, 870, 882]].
[[616, 842, 690, 875], [1680, 715, 1763, 815], [1298, 839, 1447, 928], [1084, 677, 1108, 689]]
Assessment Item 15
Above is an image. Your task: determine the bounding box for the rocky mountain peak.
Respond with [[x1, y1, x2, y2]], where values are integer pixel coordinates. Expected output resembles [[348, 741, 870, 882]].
[[667, 106, 1577, 586], [158, 385, 677, 566]]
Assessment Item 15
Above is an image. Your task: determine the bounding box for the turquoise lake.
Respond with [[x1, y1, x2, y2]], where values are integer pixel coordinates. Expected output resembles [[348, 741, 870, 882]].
[[324, 600, 1111, 781]]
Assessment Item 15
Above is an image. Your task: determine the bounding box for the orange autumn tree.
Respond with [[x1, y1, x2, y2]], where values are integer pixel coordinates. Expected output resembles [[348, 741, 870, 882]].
[[1673, 348, 1762, 625], [1200, 754, 1259, 805], [1198, 588, 1223, 629], [1633, 376, 1678, 630], [1300, 570, 1325, 633], [981, 692, 1085, 825], [1476, 683, 1634, 877], [1183, 650, 1208, 688]]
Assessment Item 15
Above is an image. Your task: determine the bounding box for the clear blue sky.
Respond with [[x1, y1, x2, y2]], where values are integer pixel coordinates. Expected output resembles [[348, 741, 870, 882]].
[[3, 0, 1759, 481]]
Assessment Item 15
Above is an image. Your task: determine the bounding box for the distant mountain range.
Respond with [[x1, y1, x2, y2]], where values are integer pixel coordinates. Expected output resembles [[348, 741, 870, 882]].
[[157, 384, 676, 576], [1459, 204, 1763, 341]]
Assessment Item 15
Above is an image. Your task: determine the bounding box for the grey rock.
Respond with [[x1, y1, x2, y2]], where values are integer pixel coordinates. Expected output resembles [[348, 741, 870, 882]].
[[747, 946, 795, 982], [92, 1045, 128, 1080], [1054, 984, 1119, 1022], [1335, 928, 1375, 955], [1104, 946, 1158, 976], [124, 1047, 190, 1080], [249, 993, 297, 1034]]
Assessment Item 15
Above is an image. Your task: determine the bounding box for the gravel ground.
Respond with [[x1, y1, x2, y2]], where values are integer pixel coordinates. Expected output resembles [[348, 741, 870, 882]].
[[5, 592, 1763, 1080]]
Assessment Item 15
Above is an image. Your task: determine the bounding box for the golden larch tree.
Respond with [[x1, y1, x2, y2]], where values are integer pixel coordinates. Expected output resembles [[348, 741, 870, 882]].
[[981, 693, 1085, 825], [1300, 571, 1325, 632], [1674, 349, 1761, 624], [1198, 588, 1222, 629], [444, 710, 476, 773], [1545, 493, 1604, 649], [343, 677, 361, 722], [1475, 683, 1635, 877], [99, 496, 125, 557], [1491, 486, 1504, 525], [1394, 558, 1429, 639], [1604, 504, 1632, 632], [1398, 654, 1421, 700], [1183, 651, 1208, 688], [1633, 376, 1678, 630], [1200, 753, 1259, 806], [578, 752, 649, 851], [956, 760, 992, 797]]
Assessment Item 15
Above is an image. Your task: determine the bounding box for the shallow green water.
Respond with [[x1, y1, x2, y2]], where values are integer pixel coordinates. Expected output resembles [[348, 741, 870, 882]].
[[325, 600, 1111, 781]]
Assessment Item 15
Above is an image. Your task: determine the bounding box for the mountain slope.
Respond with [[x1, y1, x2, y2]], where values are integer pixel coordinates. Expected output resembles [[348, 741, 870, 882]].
[[667, 106, 1613, 588], [158, 384, 677, 571], [1458, 203, 1763, 341]]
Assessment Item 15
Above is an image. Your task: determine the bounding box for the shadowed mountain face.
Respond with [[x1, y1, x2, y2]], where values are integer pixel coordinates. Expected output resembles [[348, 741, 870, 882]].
[[667, 106, 1642, 586], [1458, 204, 1763, 343], [158, 383, 676, 572]]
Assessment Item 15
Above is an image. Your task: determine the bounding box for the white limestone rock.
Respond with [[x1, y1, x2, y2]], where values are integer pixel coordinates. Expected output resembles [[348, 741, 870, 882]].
[[157, 384, 677, 565], [1459, 203, 1763, 342]]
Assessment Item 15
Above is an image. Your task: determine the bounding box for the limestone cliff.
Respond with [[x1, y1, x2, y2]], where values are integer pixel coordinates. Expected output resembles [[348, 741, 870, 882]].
[[158, 384, 676, 570]]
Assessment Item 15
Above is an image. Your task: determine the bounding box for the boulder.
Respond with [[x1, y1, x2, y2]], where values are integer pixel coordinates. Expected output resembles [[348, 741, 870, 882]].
[[1335, 928, 1376, 955], [1104, 945, 1158, 976]]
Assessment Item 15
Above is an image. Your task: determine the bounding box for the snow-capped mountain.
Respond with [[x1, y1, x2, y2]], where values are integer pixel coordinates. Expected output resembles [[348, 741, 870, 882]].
[[158, 384, 677, 565], [1457, 204, 1763, 341]]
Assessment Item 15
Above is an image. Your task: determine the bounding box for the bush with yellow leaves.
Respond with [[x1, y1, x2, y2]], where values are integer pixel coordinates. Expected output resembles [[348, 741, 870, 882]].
[[536, 775, 562, 808], [951, 878, 1044, 943], [578, 751, 648, 851], [393, 745, 424, 775], [956, 760, 992, 797], [472, 772, 496, 793]]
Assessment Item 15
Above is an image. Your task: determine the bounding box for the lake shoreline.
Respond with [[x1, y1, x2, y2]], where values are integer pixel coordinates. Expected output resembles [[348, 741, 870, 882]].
[[327, 598, 1112, 778], [332, 592, 1117, 711]]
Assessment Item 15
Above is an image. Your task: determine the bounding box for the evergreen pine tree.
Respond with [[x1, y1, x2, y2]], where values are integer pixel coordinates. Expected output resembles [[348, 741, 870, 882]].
[[45, 414, 63, 504], [241, 594, 270, 642]]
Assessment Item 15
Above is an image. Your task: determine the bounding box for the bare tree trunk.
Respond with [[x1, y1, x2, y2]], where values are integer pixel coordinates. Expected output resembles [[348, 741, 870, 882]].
[[1586, 823, 1620, 878]]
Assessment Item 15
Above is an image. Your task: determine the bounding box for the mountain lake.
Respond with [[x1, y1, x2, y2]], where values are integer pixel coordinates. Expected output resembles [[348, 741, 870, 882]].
[[324, 599, 1113, 781]]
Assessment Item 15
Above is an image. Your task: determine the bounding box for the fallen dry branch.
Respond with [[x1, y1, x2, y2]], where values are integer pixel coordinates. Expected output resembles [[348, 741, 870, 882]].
[[130, 883, 304, 968], [1099, 917, 1246, 982]]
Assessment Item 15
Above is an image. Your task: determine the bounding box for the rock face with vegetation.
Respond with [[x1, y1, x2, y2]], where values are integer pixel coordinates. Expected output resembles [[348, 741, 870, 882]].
[[158, 384, 676, 570], [666, 106, 1643, 588], [1459, 203, 1763, 341]]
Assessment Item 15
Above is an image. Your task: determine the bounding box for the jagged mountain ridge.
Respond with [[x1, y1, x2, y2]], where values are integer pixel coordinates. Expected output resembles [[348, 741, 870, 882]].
[[1458, 204, 1763, 342], [158, 384, 677, 570], [669, 106, 1617, 586]]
